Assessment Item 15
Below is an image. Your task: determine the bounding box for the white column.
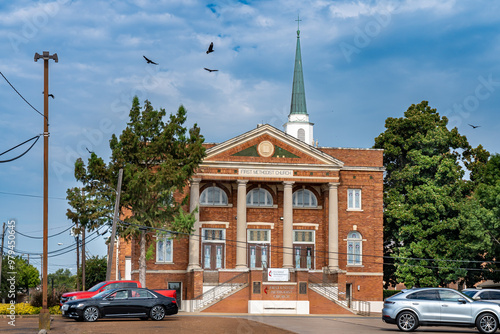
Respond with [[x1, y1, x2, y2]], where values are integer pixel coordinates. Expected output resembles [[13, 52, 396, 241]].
[[328, 182, 340, 270], [282, 181, 294, 268], [236, 180, 248, 269], [187, 178, 201, 271]]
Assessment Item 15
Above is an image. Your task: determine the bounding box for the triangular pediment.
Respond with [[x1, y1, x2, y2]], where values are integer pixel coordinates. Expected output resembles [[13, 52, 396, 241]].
[[203, 124, 343, 168]]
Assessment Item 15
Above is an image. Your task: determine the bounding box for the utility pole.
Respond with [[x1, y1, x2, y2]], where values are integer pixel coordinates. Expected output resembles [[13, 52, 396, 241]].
[[106, 168, 123, 281], [0, 222, 5, 287], [82, 228, 86, 291], [76, 229, 80, 291], [34, 51, 57, 331]]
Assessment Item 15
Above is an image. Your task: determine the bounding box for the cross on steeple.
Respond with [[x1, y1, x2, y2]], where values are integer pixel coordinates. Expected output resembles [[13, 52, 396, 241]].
[[296, 14, 302, 35]]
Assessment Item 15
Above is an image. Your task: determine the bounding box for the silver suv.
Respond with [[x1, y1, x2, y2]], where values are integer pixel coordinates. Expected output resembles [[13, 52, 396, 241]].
[[382, 287, 500, 333], [463, 289, 500, 304]]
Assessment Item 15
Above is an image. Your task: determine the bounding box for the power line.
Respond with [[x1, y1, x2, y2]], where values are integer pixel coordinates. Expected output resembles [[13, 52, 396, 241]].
[[0, 135, 41, 163], [15, 225, 73, 239], [0, 71, 45, 118], [119, 221, 500, 273], [0, 191, 66, 200]]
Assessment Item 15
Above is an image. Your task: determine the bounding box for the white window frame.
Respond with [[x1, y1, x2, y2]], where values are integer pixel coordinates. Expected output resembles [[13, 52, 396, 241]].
[[247, 188, 273, 207], [346, 231, 362, 265], [202, 228, 226, 243], [156, 234, 173, 263], [347, 189, 362, 210], [292, 189, 318, 208], [247, 229, 271, 244], [200, 186, 228, 206], [293, 230, 315, 244]]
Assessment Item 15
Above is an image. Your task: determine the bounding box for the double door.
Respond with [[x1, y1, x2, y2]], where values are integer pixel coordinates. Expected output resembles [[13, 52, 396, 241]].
[[248, 244, 269, 269], [203, 243, 224, 270], [294, 244, 314, 269]]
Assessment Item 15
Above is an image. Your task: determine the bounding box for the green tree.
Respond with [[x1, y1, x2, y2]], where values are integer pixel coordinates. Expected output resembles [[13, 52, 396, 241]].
[[0, 255, 40, 300], [66, 152, 115, 245], [466, 154, 500, 283], [47, 268, 76, 292], [374, 101, 488, 287], [70, 97, 205, 287], [76, 255, 107, 289]]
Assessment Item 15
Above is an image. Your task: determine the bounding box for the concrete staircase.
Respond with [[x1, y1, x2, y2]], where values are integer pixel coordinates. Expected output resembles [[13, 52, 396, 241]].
[[309, 283, 370, 316], [191, 282, 248, 312]]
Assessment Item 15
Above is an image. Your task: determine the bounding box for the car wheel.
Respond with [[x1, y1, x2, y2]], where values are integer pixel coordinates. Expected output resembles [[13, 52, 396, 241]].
[[150, 305, 165, 321], [476, 313, 498, 334], [83, 306, 99, 322], [396, 311, 419, 332]]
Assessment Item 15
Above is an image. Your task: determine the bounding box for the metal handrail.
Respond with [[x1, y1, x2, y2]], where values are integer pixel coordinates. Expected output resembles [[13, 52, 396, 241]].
[[192, 271, 249, 311], [308, 273, 370, 316]]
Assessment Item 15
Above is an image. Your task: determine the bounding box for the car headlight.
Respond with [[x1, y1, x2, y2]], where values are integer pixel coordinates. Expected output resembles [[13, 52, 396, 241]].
[[68, 296, 77, 301]]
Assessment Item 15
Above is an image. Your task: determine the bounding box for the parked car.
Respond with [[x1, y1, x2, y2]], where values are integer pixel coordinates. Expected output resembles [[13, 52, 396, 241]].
[[60, 280, 176, 306], [463, 289, 500, 304], [382, 287, 500, 334], [61, 287, 178, 322], [60, 280, 141, 306]]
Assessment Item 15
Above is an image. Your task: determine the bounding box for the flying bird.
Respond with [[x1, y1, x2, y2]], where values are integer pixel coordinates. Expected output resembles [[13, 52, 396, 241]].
[[204, 68, 218, 72], [143, 55, 158, 65], [468, 124, 481, 129], [206, 42, 214, 54], [42, 92, 54, 99]]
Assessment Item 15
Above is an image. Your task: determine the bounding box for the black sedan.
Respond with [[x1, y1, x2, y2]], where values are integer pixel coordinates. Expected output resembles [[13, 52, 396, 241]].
[[61, 287, 178, 322]]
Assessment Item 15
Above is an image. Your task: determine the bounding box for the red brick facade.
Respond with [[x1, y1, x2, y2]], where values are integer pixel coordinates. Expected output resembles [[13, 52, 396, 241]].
[[112, 124, 384, 313]]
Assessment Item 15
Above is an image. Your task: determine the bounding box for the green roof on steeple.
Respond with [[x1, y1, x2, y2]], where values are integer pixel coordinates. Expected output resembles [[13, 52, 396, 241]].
[[290, 15, 308, 116]]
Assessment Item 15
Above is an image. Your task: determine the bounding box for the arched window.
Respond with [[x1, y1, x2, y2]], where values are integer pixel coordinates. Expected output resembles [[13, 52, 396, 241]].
[[293, 189, 317, 208], [297, 128, 305, 142], [347, 231, 362, 265], [247, 188, 273, 207], [200, 186, 228, 206]]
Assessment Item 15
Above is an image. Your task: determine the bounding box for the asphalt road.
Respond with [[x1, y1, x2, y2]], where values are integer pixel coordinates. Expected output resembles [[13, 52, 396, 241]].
[[0, 313, 485, 334]]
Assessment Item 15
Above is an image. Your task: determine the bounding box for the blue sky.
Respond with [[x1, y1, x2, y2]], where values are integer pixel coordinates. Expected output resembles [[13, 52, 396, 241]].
[[1, 0, 500, 276]]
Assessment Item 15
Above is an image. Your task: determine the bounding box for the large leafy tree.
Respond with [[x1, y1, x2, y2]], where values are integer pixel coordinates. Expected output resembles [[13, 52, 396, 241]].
[[374, 101, 488, 287], [70, 97, 205, 287], [76, 255, 107, 289], [466, 154, 500, 283], [0, 255, 40, 300], [47, 268, 76, 292]]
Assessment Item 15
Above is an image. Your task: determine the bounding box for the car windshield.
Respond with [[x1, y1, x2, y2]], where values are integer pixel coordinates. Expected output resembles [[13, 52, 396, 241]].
[[91, 290, 114, 299], [88, 282, 107, 292], [461, 290, 477, 298]]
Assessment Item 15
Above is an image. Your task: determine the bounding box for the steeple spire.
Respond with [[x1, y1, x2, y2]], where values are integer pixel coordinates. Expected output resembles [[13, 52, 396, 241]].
[[290, 14, 307, 116], [284, 16, 314, 145]]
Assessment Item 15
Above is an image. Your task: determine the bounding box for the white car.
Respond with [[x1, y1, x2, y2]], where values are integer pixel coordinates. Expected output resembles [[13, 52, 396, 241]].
[[382, 287, 500, 333]]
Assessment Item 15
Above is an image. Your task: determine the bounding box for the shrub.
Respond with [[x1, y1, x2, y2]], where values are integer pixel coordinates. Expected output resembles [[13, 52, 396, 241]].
[[30, 290, 61, 308], [383, 289, 401, 299], [0, 303, 41, 315]]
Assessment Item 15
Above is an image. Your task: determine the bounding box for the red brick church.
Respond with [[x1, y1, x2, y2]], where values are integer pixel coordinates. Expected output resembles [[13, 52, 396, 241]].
[[111, 25, 384, 314]]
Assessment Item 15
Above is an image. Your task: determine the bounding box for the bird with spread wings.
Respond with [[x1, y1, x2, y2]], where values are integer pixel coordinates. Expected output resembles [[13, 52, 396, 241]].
[[206, 42, 214, 54], [143, 55, 158, 65]]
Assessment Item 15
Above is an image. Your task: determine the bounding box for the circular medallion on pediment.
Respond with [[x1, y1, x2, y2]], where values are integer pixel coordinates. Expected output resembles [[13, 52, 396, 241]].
[[258, 141, 275, 157]]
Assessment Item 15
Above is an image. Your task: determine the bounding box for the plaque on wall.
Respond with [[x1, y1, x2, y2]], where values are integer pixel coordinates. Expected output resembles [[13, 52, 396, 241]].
[[253, 281, 261, 294], [299, 282, 307, 294]]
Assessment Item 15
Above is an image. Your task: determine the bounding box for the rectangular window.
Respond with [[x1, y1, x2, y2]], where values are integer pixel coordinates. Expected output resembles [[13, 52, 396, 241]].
[[348, 189, 362, 209], [293, 230, 315, 243], [248, 229, 270, 243], [202, 228, 225, 242], [156, 234, 173, 263], [347, 241, 362, 265]]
